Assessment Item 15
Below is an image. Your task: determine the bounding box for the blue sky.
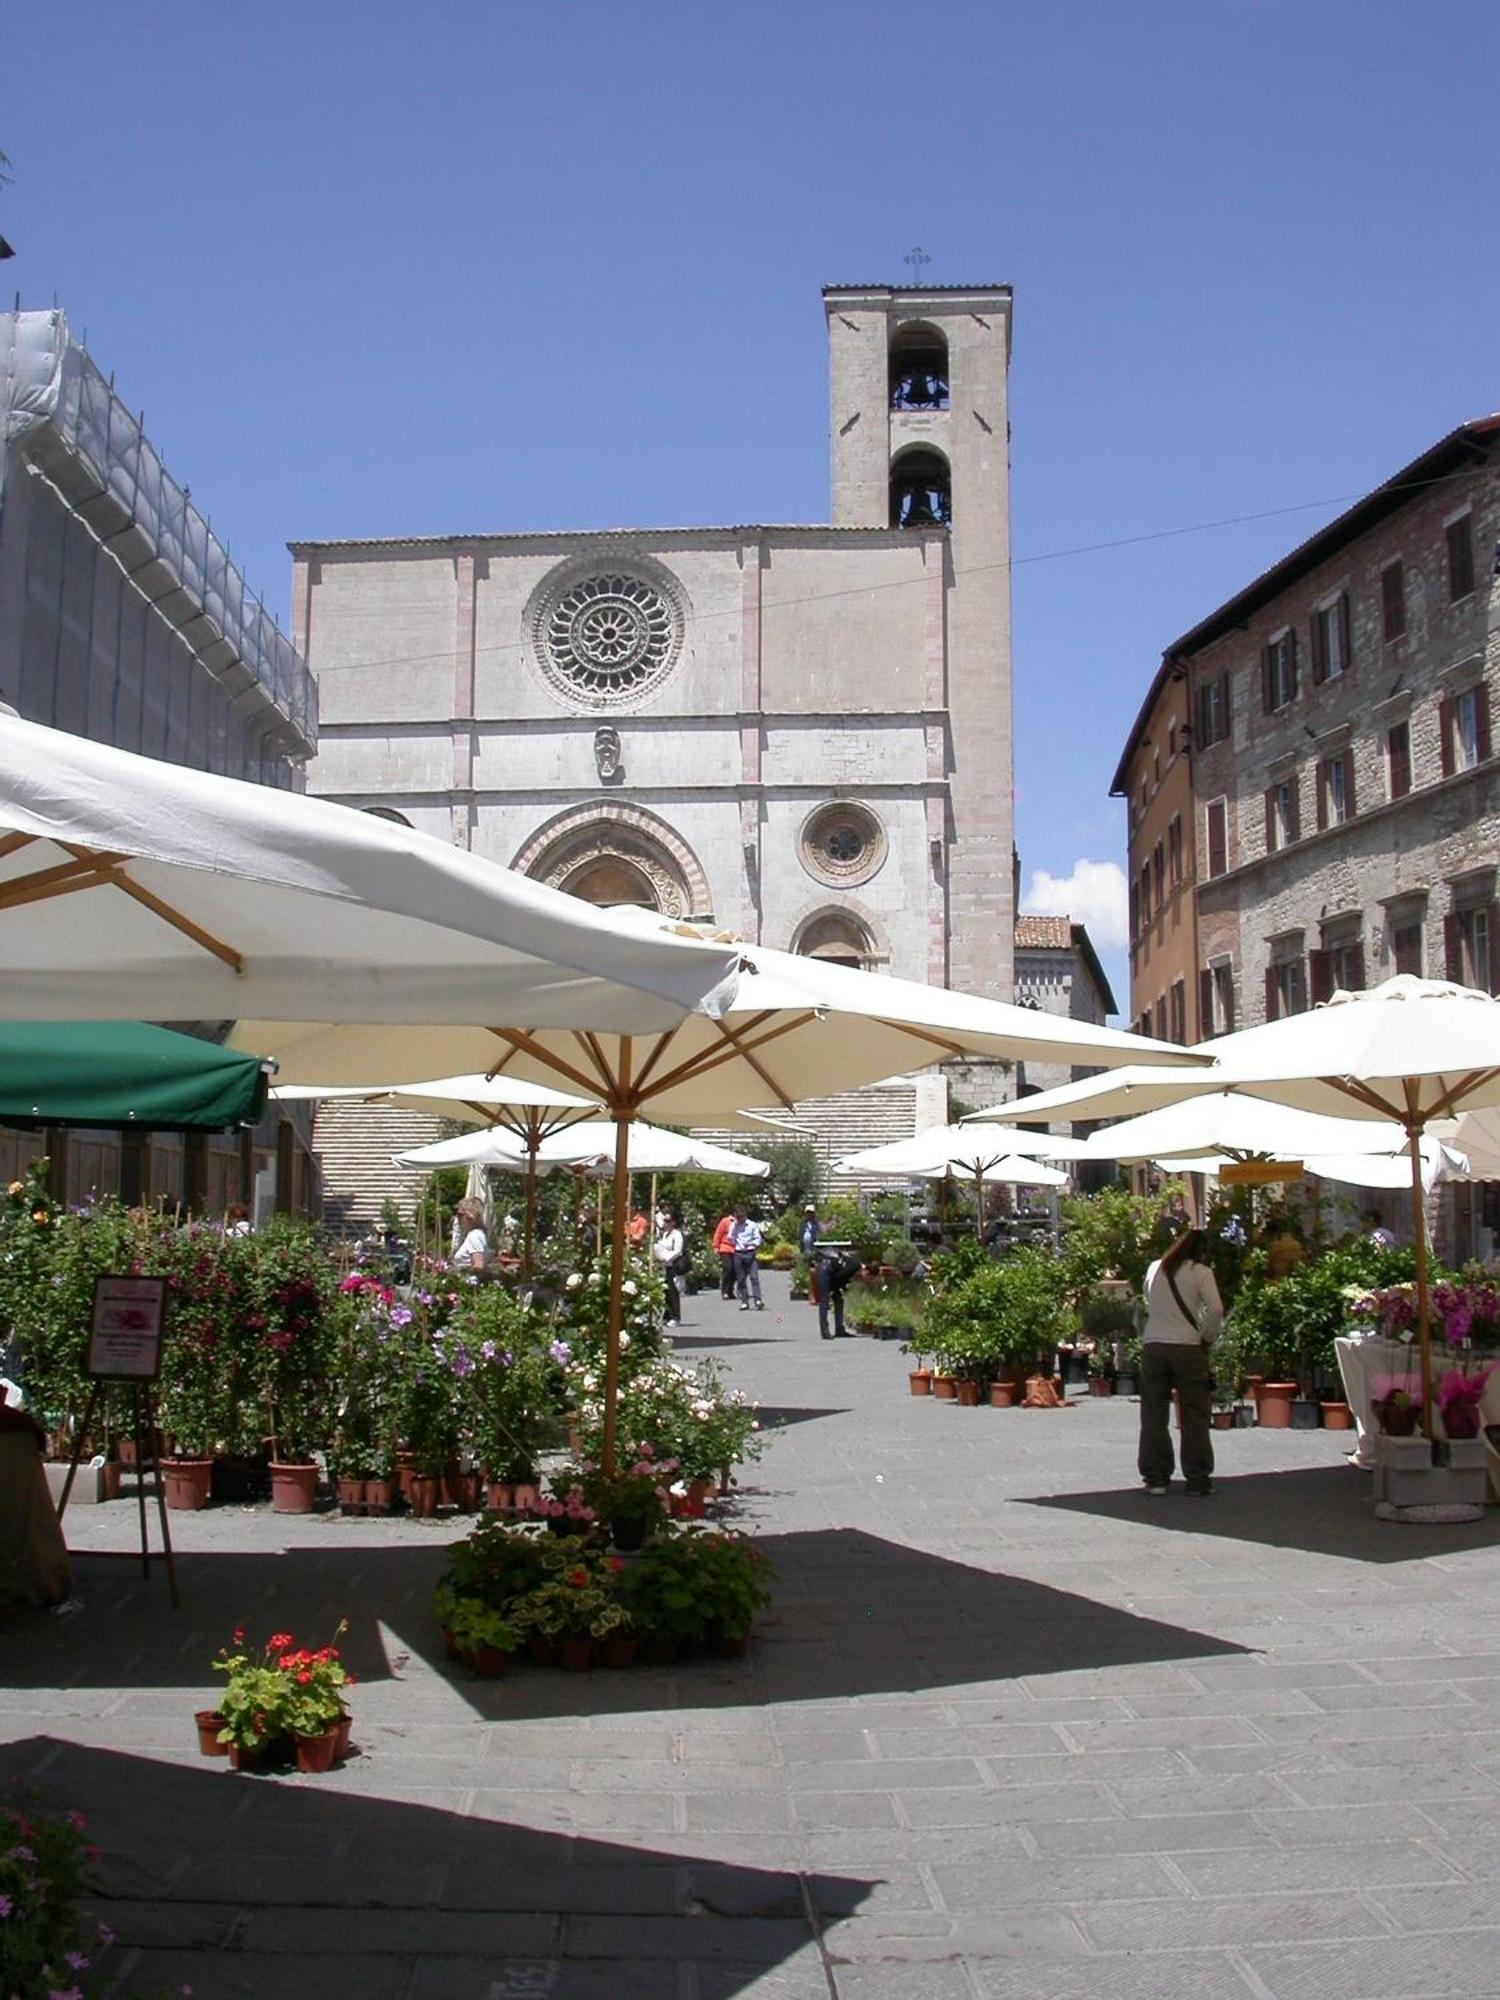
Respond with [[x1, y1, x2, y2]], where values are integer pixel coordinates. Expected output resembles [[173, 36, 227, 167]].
[[5, 0, 1497, 1012]]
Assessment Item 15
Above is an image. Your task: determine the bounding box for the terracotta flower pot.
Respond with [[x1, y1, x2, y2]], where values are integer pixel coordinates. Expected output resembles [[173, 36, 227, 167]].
[[443, 1470, 479, 1512], [1211, 1409, 1235, 1430], [527, 1635, 558, 1668], [195, 1708, 228, 1757], [1321, 1401, 1354, 1431], [469, 1643, 512, 1679], [908, 1370, 933, 1397], [336, 1476, 367, 1512], [603, 1635, 639, 1670], [407, 1474, 440, 1518], [558, 1637, 594, 1673], [486, 1479, 514, 1512], [1257, 1383, 1298, 1428], [932, 1375, 958, 1401], [334, 1708, 352, 1762], [988, 1380, 1020, 1409], [638, 1637, 677, 1667], [364, 1477, 394, 1515], [442, 1624, 463, 1661], [270, 1462, 318, 1513], [295, 1728, 341, 1774], [229, 1736, 285, 1773], [101, 1460, 123, 1501], [511, 1480, 541, 1515], [162, 1457, 213, 1511], [955, 1380, 982, 1407], [1088, 1378, 1116, 1398]]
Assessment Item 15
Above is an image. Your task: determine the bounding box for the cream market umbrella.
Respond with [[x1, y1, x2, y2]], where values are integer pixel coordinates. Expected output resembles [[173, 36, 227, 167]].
[[1009, 978, 1500, 1434], [1072, 1096, 1426, 1168], [273, 1074, 602, 1273], [1148, 1143, 1465, 1192], [396, 1120, 772, 1178], [253, 923, 1197, 1468], [0, 712, 741, 1031], [965, 1064, 1231, 1128], [834, 1126, 1067, 1235]]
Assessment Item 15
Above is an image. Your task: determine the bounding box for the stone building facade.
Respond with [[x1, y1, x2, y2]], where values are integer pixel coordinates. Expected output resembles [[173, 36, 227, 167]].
[[1113, 662, 1199, 1044], [293, 287, 1018, 1207], [1012, 916, 1117, 1098], [295, 284, 1014, 1003], [0, 309, 321, 1214]]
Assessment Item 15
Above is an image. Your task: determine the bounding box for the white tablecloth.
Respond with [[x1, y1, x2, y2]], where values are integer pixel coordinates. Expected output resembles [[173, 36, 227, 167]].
[[1334, 1334, 1418, 1470]]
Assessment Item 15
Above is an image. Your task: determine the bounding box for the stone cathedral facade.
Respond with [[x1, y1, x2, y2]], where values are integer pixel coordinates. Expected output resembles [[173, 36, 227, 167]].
[[295, 287, 1014, 1205]]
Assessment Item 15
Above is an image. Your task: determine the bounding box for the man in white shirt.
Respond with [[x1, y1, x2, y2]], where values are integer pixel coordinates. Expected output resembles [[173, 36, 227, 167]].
[[731, 1208, 765, 1311]]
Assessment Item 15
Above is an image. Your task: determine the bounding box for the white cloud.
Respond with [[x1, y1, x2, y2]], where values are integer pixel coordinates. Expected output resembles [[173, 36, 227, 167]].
[[1021, 858, 1129, 951]]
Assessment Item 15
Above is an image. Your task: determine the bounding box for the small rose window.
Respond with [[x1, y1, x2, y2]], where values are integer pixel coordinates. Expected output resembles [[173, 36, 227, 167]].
[[799, 802, 887, 887]]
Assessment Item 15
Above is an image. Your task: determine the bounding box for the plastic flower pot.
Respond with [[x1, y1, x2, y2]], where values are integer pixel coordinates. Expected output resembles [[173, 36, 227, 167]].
[[1210, 1409, 1235, 1430], [1257, 1383, 1298, 1428], [932, 1375, 958, 1401], [1088, 1378, 1116, 1398], [486, 1479, 514, 1512], [527, 1635, 558, 1668], [270, 1462, 318, 1513], [558, 1637, 594, 1672], [195, 1709, 229, 1757], [162, 1457, 213, 1511], [603, 1635, 639, 1670], [1321, 1401, 1354, 1430], [469, 1644, 511, 1679], [364, 1477, 394, 1515], [295, 1728, 341, 1774], [988, 1380, 1020, 1409], [407, 1474, 440, 1518], [229, 1736, 286, 1773], [955, 1380, 982, 1407], [908, 1369, 933, 1397], [610, 1515, 649, 1553], [1291, 1399, 1322, 1430], [334, 1708, 352, 1762], [336, 1476, 367, 1513]]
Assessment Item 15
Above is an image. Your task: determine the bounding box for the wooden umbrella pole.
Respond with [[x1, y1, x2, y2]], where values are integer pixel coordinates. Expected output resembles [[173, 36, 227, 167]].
[[523, 1119, 538, 1278], [1408, 1119, 1436, 1438], [596, 1179, 604, 1257], [601, 1047, 634, 1480], [573, 1168, 583, 1248]]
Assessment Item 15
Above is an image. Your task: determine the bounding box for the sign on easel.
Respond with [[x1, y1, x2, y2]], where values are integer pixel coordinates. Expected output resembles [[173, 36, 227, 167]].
[[87, 1276, 167, 1382]]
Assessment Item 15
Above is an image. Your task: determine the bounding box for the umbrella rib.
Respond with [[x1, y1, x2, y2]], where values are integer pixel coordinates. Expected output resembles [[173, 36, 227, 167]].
[[77, 855, 245, 973], [486, 1028, 615, 1103], [630, 1029, 682, 1097], [641, 1010, 815, 1109], [0, 831, 38, 863], [0, 850, 132, 911]]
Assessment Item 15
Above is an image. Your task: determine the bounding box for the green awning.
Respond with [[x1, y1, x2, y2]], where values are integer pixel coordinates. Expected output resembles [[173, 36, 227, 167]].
[[0, 1023, 269, 1131]]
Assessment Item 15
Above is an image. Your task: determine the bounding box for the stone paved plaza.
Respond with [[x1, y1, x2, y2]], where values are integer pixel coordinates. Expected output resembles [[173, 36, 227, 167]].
[[7, 1289, 1500, 1998]]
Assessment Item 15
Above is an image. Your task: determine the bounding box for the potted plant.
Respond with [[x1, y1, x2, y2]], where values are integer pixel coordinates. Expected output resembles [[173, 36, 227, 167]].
[[688, 1529, 775, 1655], [621, 1529, 711, 1662], [903, 1336, 934, 1397], [583, 1461, 668, 1551], [445, 1595, 521, 1678], [211, 1627, 294, 1771], [278, 1632, 354, 1772]]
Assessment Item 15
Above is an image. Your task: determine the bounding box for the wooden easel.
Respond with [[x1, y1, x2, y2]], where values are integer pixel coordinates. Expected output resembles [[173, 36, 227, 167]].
[[57, 1379, 180, 1609]]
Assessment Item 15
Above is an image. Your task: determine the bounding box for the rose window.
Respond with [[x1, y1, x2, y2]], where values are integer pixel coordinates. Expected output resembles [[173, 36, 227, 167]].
[[799, 801, 887, 887], [538, 571, 680, 705]]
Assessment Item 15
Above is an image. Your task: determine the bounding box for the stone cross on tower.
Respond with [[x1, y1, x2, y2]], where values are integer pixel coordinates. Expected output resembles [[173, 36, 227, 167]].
[[902, 246, 932, 277]]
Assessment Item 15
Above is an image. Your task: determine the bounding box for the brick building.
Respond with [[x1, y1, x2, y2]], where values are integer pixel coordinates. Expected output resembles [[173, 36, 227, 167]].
[[1117, 413, 1500, 1249], [1113, 663, 1199, 1044]]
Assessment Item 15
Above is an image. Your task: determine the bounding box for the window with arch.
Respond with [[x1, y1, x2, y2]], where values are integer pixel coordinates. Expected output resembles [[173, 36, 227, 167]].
[[889, 324, 949, 411], [889, 447, 952, 529], [793, 910, 877, 972]]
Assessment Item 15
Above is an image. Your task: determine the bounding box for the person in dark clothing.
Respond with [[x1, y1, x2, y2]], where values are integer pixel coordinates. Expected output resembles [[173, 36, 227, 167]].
[[816, 1250, 863, 1340]]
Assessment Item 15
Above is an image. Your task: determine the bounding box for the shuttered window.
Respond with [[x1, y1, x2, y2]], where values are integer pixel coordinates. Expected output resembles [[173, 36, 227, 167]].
[[1448, 516, 1476, 602], [1381, 561, 1406, 640], [1204, 798, 1227, 879], [1387, 721, 1411, 800]]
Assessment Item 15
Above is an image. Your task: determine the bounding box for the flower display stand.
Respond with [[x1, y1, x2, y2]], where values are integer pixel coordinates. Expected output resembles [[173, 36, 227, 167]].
[[1372, 1434, 1488, 1522]]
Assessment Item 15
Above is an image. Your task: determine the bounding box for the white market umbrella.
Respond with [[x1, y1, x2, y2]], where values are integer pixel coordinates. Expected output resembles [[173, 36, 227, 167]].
[[1446, 1105, 1500, 1182], [273, 1074, 602, 1272], [966, 1064, 1230, 1128], [1150, 1143, 1466, 1192], [1073, 1096, 1425, 1168], [0, 712, 742, 1032], [249, 918, 1200, 1468], [395, 1120, 771, 1178], [833, 1124, 1069, 1222]]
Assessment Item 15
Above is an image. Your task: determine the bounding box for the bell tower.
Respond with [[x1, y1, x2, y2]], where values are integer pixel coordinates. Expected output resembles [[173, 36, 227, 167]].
[[823, 281, 1015, 1004]]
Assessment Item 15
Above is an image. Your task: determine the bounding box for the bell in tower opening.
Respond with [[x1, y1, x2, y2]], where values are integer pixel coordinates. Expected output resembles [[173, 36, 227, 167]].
[[889, 325, 950, 411], [890, 447, 952, 529]]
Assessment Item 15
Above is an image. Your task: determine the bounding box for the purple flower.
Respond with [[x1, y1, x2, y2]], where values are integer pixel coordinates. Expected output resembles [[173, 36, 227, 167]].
[[550, 1340, 571, 1365], [480, 1340, 498, 1362], [388, 1305, 413, 1328], [0, 1893, 11, 1917], [450, 1345, 475, 1380]]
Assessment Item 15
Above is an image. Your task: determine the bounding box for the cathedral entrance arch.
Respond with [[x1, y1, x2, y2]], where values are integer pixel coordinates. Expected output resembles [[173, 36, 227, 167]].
[[511, 803, 714, 920]]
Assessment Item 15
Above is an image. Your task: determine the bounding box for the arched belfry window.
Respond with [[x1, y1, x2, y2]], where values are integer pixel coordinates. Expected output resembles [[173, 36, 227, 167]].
[[889, 324, 949, 411], [890, 446, 952, 530]]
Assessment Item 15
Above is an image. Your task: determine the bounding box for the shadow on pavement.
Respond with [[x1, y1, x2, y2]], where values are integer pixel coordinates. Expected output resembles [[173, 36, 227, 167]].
[[0, 1736, 865, 2000], [754, 1406, 851, 1432], [1017, 1463, 1500, 1563], [6, 1527, 1245, 1708]]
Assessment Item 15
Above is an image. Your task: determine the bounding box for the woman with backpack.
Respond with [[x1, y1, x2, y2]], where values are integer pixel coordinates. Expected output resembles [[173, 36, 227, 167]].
[[1138, 1228, 1223, 1497]]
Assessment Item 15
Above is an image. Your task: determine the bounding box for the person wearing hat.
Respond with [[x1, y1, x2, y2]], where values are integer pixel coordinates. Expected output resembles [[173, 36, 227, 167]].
[[799, 1204, 820, 1258], [450, 1197, 490, 1271]]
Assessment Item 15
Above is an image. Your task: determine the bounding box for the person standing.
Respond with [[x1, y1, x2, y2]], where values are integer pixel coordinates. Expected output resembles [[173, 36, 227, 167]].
[[450, 1197, 490, 1271], [1138, 1228, 1223, 1497], [713, 1208, 738, 1298], [732, 1207, 764, 1311], [628, 1206, 651, 1251], [654, 1205, 685, 1325], [799, 1204, 820, 1258]]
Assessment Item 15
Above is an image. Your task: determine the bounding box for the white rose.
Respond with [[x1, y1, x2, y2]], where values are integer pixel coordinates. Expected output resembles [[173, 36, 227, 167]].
[[566, 1272, 583, 1291], [622, 1279, 638, 1297], [619, 1332, 631, 1351]]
